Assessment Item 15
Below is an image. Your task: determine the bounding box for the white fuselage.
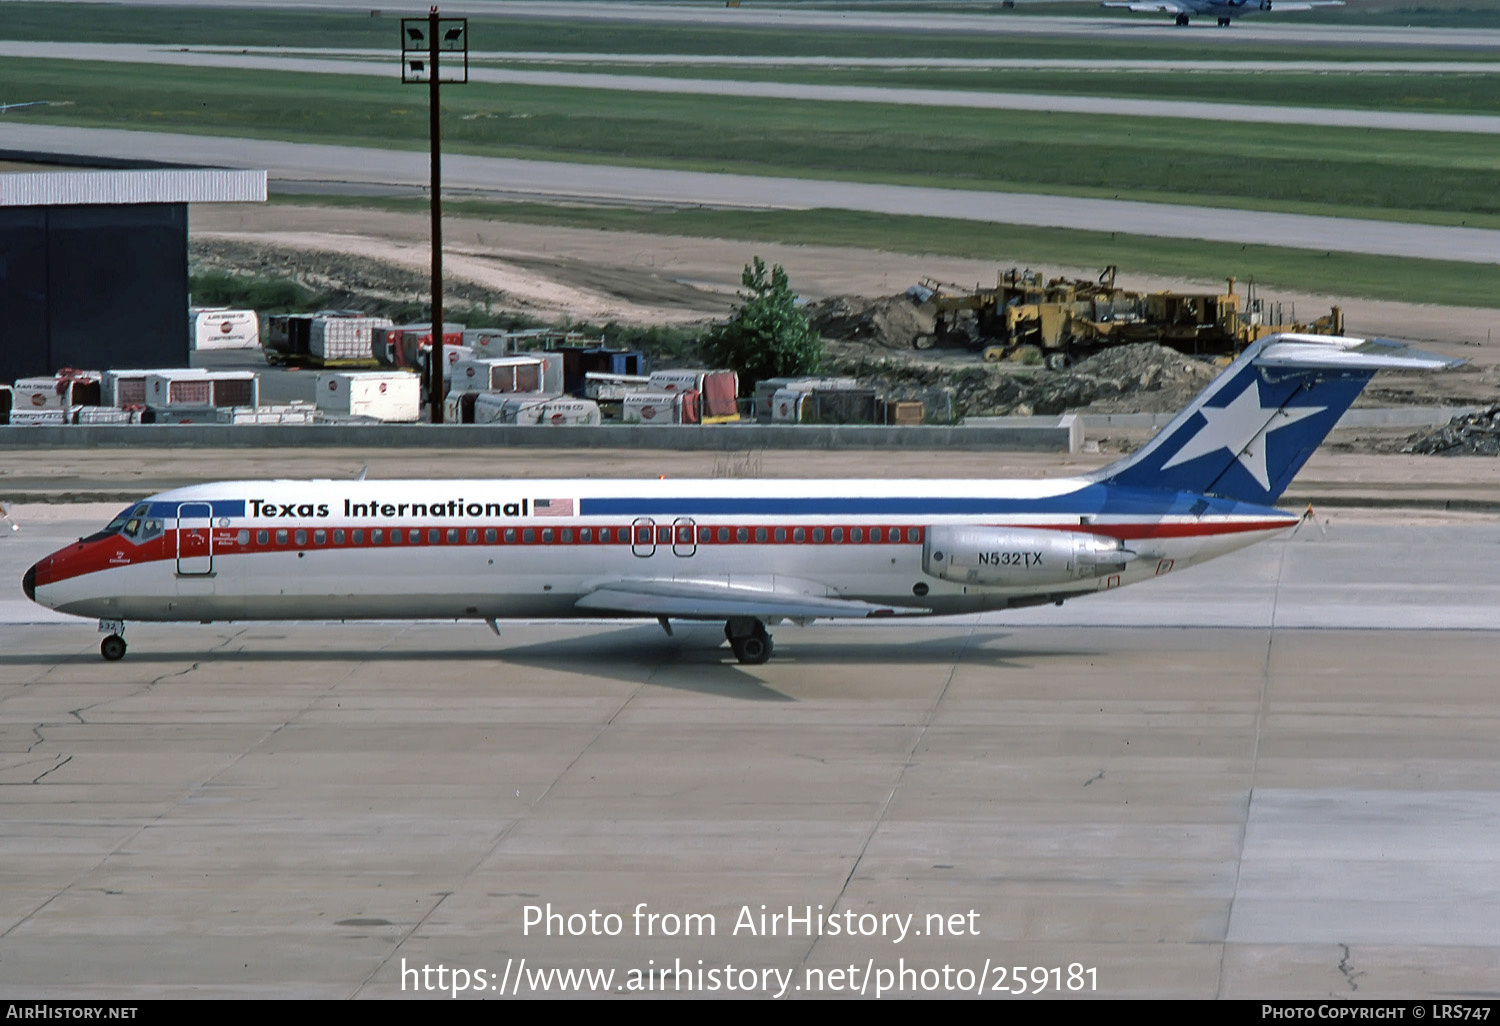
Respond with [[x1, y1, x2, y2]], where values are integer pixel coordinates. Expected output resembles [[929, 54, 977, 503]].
[[31, 477, 1297, 624]]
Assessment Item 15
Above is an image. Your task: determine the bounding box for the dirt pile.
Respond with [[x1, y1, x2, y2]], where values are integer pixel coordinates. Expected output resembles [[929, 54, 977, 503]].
[[1025, 343, 1221, 415], [1404, 405, 1500, 456], [805, 294, 934, 350]]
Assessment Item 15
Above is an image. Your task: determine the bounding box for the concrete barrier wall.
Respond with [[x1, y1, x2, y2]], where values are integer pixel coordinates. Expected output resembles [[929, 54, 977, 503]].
[[0, 416, 1082, 452]]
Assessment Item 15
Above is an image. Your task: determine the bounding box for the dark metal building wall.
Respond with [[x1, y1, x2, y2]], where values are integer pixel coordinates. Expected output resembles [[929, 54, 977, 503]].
[[0, 203, 189, 384]]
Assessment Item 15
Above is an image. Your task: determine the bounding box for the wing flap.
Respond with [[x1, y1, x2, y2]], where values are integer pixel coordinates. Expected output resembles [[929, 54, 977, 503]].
[[575, 578, 928, 620]]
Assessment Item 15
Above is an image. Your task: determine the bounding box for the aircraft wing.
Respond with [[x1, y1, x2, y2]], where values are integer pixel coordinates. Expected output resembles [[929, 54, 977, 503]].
[[1101, 2, 1190, 10], [575, 577, 929, 620]]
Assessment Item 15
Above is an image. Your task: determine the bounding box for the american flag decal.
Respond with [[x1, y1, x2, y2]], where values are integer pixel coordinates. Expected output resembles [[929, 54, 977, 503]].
[[533, 498, 574, 517]]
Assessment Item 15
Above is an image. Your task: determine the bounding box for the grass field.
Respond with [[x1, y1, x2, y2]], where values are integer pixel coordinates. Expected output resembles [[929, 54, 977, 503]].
[[275, 194, 1500, 310], [6, 59, 1499, 229], [475, 63, 1500, 117]]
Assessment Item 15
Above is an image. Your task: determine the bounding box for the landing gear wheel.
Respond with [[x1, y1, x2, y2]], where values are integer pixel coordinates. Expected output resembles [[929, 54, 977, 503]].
[[100, 635, 127, 662], [725, 619, 773, 665], [1175, 13, 1189, 25], [734, 634, 773, 665]]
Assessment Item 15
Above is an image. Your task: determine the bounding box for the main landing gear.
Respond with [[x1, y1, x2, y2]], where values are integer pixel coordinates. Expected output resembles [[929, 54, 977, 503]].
[[99, 619, 127, 661], [724, 618, 773, 665]]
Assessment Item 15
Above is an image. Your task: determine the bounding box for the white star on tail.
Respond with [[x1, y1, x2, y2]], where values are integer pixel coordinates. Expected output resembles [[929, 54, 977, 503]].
[[1161, 380, 1325, 491]]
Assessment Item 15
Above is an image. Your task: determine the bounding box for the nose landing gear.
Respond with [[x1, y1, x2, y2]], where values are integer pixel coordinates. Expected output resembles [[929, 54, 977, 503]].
[[98, 620, 127, 661], [724, 618, 773, 665]]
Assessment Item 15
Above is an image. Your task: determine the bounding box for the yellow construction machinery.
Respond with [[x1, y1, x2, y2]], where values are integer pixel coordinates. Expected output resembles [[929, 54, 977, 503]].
[[913, 266, 1343, 368]]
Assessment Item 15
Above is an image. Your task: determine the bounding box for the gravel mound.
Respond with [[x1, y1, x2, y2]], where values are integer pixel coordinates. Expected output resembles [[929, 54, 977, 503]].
[[1404, 405, 1500, 456], [1026, 343, 1220, 415]]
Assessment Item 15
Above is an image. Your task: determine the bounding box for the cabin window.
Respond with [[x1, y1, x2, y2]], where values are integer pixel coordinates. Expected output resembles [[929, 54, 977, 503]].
[[812, 528, 824, 543], [276, 529, 288, 545], [295, 530, 307, 546], [523, 528, 535, 543], [907, 528, 920, 543], [238, 529, 250, 545], [793, 527, 805, 543], [390, 530, 401, 545], [581, 528, 592, 543], [314, 530, 326, 545], [832, 528, 844, 543], [257, 530, 269, 545], [485, 528, 497, 543], [353, 530, 365, 544], [541, 528, 554, 543], [851, 528, 863, 542], [429, 529, 440, 544], [505, 528, 516, 543], [718, 527, 729, 543], [444, 528, 456, 543], [736, 527, 748, 542], [697, 527, 710, 543], [755, 527, 767, 542], [561, 528, 573, 543], [597, 528, 610, 543], [333, 530, 345, 544], [657, 526, 671, 544], [775, 527, 786, 542]]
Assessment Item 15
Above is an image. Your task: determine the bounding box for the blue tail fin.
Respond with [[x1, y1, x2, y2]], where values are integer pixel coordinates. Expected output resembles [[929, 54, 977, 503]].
[[1094, 334, 1461, 505]]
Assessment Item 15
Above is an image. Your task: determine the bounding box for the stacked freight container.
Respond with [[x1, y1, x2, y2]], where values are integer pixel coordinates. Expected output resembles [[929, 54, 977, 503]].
[[316, 372, 422, 422]]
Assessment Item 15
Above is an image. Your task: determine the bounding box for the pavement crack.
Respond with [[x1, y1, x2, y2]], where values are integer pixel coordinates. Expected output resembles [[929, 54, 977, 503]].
[[32, 755, 72, 784], [1337, 943, 1365, 992]]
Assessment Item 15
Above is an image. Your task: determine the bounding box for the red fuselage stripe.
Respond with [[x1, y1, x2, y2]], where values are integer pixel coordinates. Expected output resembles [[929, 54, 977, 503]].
[[34, 517, 1293, 588]]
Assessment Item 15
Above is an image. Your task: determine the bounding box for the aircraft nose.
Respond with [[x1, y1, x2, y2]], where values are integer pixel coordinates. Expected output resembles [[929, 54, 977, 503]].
[[23, 563, 36, 602]]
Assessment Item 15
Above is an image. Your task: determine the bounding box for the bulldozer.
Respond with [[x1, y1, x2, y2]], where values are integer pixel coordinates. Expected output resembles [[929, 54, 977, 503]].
[[913, 266, 1343, 368]]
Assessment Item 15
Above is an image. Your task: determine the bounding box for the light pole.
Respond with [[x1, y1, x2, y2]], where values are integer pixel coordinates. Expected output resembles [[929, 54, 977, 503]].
[[401, 7, 468, 423]]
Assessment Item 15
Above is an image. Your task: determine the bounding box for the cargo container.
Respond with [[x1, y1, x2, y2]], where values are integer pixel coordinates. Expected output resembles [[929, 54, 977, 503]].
[[309, 315, 393, 362], [145, 370, 258, 409], [883, 399, 925, 426], [380, 323, 466, 371], [623, 391, 699, 425], [450, 357, 546, 395], [584, 372, 651, 401], [75, 406, 145, 426], [811, 387, 880, 425], [316, 372, 421, 422], [12, 374, 101, 411], [473, 393, 552, 425], [770, 388, 813, 424], [536, 398, 602, 427], [147, 407, 221, 425], [190, 308, 260, 351], [462, 329, 513, 358], [648, 369, 738, 422], [215, 404, 318, 425], [103, 368, 206, 408], [8, 409, 71, 426], [753, 376, 861, 423], [444, 391, 479, 424]]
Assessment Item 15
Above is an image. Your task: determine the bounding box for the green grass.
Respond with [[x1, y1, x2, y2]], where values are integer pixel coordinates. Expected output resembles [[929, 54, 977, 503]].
[[481, 62, 1500, 117], [273, 194, 1500, 310], [6, 59, 1500, 227]]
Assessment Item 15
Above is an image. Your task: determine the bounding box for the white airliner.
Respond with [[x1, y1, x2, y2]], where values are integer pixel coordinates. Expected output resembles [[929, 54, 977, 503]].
[[24, 333, 1455, 664], [1102, 1, 1344, 27]]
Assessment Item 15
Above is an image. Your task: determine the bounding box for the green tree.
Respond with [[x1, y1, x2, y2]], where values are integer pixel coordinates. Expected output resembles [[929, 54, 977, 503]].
[[701, 258, 822, 391]]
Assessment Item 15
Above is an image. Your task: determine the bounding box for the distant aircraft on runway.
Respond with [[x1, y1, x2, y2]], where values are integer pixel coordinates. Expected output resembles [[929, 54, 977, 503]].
[[25, 334, 1456, 664], [1102, 1, 1345, 27]]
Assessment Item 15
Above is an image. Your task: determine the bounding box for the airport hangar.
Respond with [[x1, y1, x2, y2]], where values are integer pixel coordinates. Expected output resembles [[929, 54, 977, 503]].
[[0, 160, 265, 385]]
